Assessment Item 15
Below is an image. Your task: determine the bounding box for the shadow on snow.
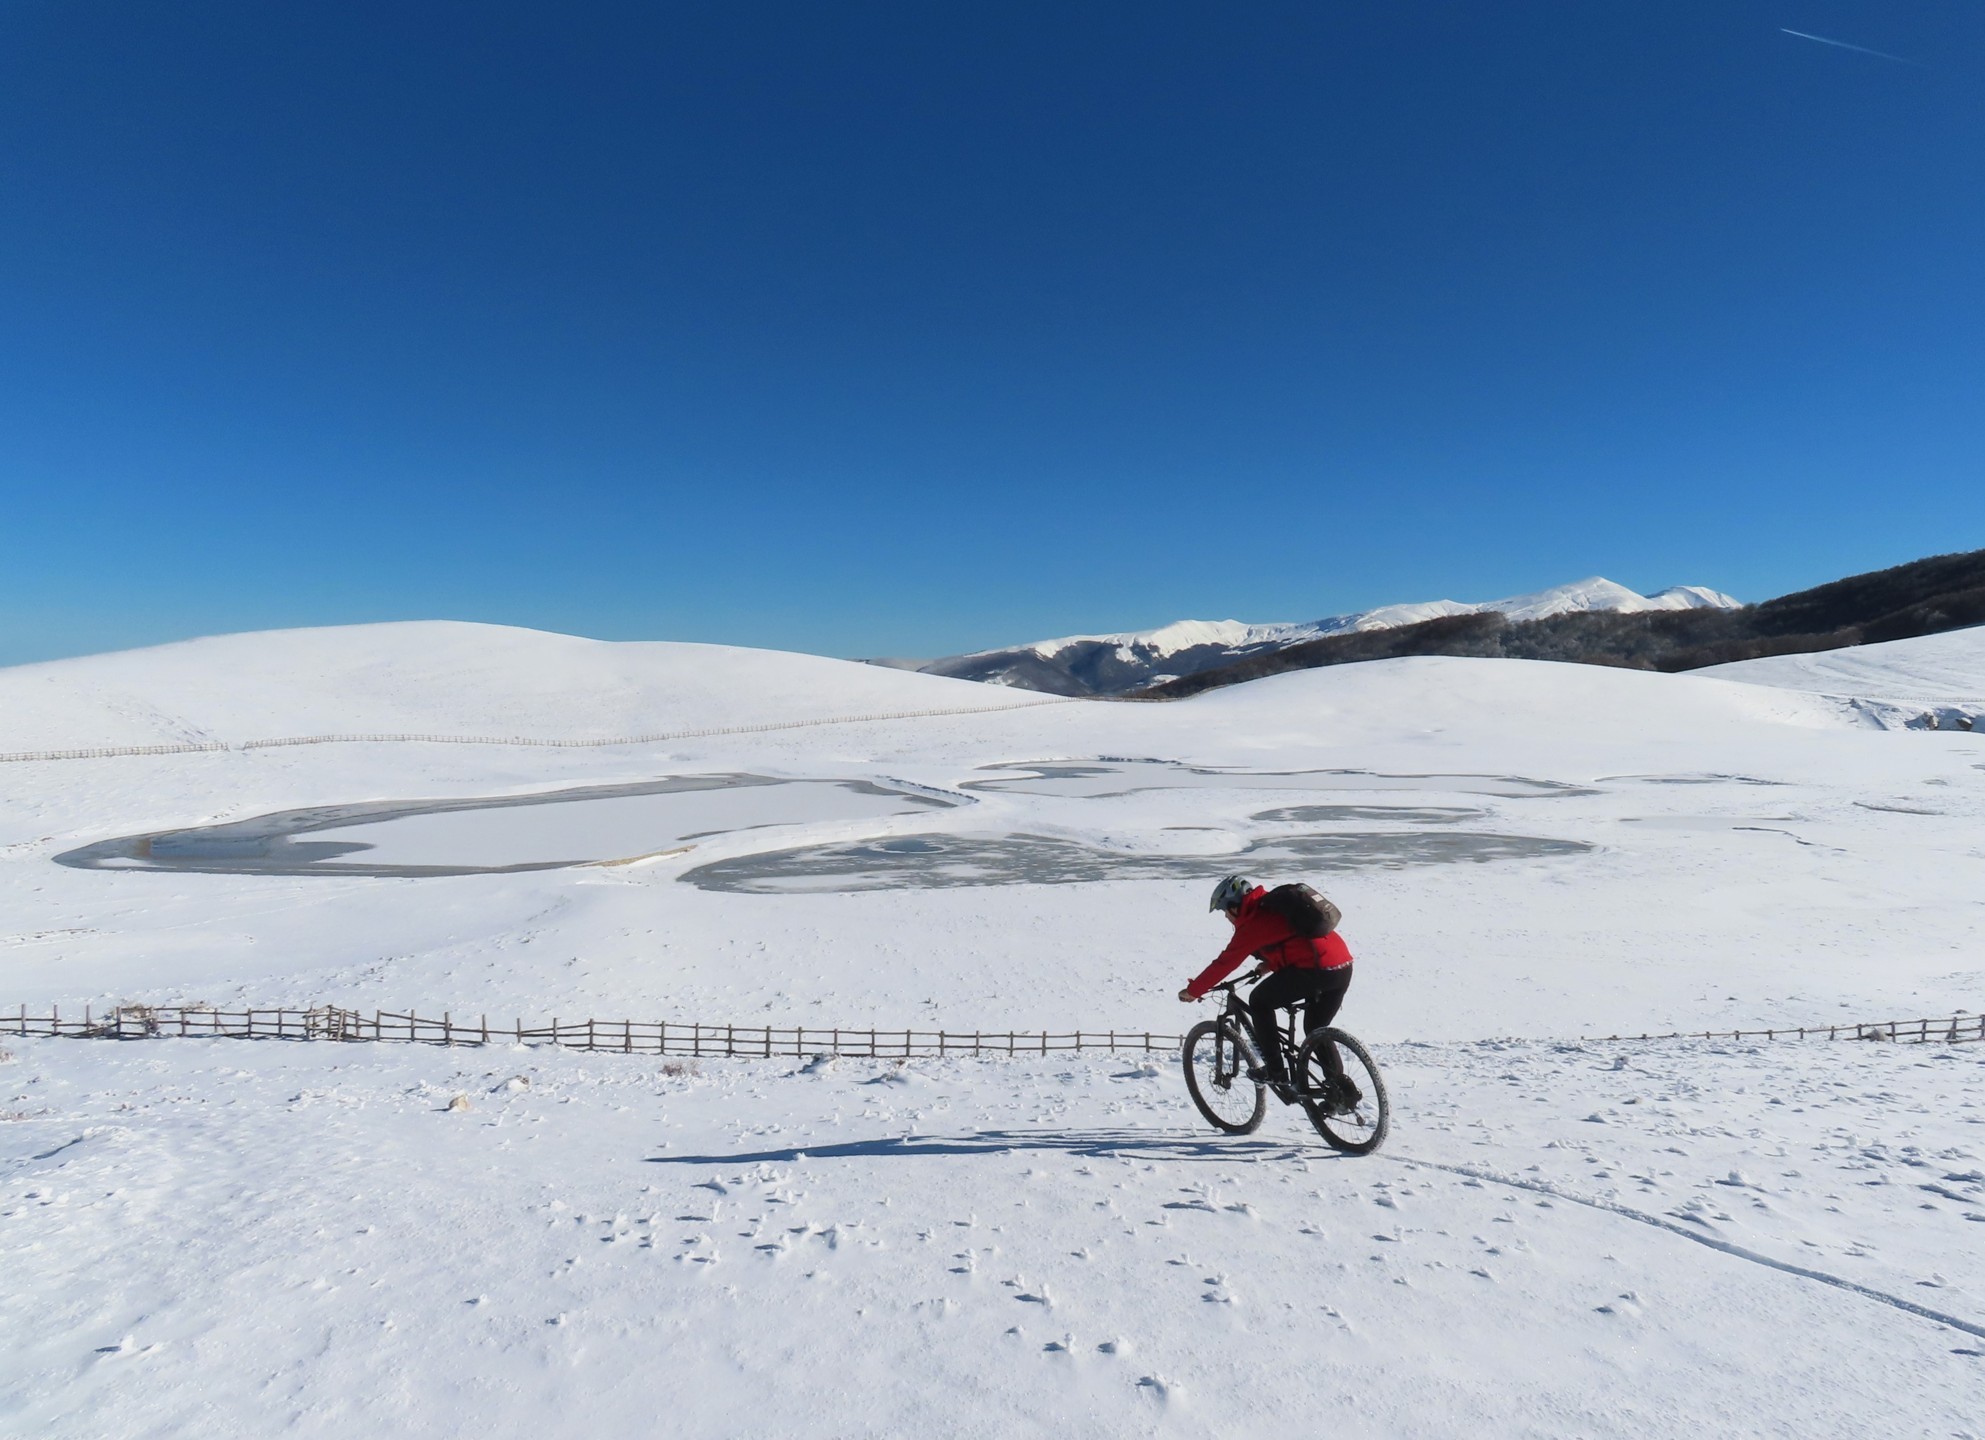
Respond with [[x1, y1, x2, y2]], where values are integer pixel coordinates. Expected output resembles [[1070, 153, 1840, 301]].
[[646, 1126, 1349, 1166]]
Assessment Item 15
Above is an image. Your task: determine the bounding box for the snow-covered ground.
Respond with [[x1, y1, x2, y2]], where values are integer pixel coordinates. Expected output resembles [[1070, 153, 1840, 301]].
[[6, 1037, 1982, 1439], [1705, 626, 1985, 723], [4, 622, 1983, 1436]]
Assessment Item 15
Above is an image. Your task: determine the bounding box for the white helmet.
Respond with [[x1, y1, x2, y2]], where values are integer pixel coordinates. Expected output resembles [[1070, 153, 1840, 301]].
[[1209, 874, 1253, 914]]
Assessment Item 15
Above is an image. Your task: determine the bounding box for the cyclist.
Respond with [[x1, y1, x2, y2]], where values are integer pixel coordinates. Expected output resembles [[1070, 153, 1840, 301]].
[[1179, 874, 1355, 1104]]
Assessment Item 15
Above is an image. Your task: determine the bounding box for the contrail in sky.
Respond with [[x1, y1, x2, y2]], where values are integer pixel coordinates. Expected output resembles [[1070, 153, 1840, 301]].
[[1780, 28, 1926, 67]]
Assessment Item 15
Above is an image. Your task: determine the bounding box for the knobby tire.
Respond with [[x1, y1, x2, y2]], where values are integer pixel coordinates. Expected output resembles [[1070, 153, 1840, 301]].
[[1182, 1018, 1266, 1135], [1297, 1026, 1390, 1154]]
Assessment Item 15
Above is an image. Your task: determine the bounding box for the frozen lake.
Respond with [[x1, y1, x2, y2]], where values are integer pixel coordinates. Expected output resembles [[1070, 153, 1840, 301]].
[[963, 759, 1598, 798], [55, 775, 954, 877], [681, 828, 1595, 893]]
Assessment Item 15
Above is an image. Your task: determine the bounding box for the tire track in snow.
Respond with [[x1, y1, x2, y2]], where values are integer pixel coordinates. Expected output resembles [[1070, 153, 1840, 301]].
[[1391, 1153, 1985, 1343]]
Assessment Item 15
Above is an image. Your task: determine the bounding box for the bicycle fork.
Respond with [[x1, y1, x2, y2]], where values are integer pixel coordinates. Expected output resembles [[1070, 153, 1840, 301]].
[[1220, 1009, 1268, 1080]]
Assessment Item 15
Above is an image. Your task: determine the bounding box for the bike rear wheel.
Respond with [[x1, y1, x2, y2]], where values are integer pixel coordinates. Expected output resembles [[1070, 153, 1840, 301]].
[[1182, 1019, 1266, 1135], [1296, 1027, 1389, 1154]]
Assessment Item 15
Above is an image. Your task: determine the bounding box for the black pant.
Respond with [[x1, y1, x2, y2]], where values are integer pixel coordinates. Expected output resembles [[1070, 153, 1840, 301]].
[[1249, 965, 1351, 1085]]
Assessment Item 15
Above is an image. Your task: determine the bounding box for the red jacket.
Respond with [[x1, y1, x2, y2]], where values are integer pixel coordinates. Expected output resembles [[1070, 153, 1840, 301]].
[[1186, 887, 1352, 999]]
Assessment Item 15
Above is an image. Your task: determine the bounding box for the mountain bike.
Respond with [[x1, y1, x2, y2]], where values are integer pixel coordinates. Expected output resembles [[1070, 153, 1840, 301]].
[[1181, 969, 1390, 1154]]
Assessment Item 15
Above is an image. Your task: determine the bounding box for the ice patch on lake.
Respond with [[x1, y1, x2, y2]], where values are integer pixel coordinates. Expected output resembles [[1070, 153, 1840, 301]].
[[1251, 803, 1486, 825], [964, 759, 1598, 798], [681, 829, 1595, 894], [55, 776, 955, 877]]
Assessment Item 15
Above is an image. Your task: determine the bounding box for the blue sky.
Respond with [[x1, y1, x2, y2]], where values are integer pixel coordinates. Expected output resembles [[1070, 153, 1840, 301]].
[[2, 1, 1980, 665]]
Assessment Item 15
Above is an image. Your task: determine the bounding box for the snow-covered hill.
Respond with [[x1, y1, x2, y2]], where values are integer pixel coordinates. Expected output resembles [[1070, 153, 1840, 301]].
[[3, 620, 1981, 1438], [0, 620, 1036, 754], [913, 577, 1740, 694], [1702, 625, 1985, 714]]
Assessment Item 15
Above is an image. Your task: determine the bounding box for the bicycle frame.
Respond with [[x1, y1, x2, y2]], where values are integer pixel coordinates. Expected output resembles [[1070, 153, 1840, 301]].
[[1208, 973, 1304, 1086]]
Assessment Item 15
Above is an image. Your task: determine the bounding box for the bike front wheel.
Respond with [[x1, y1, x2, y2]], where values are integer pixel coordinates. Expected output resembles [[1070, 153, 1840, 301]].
[[1296, 1027, 1390, 1154], [1182, 1019, 1266, 1135]]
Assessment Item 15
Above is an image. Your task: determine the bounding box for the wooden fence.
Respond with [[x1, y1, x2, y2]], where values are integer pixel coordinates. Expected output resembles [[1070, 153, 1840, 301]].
[[1586, 1013, 1985, 1045], [8, 1002, 1981, 1055], [0, 742, 230, 764], [2, 1004, 1180, 1058], [0, 696, 1080, 766]]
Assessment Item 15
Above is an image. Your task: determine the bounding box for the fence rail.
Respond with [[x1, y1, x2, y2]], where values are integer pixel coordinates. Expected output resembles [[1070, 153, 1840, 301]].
[[0, 742, 229, 764], [0, 697, 1081, 766], [8, 1003, 1980, 1055], [3, 1004, 1180, 1057], [1585, 1013, 1985, 1046]]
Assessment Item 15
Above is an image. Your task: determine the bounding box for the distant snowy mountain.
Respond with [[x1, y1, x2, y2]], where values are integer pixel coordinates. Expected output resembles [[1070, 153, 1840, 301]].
[[910, 578, 1740, 695]]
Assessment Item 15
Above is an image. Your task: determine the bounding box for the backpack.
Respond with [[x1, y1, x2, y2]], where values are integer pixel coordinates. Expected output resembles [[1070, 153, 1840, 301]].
[[1258, 882, 1341, 939]]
